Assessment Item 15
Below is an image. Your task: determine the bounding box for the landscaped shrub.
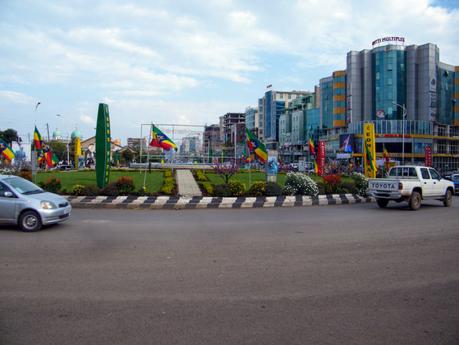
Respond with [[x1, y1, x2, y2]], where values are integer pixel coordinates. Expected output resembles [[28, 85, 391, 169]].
[[340, 180, 357, 194], [161, 176, 176, 195], [228, 180, 245, 197], [18, 169, 32, 181], [266, 182, 282, 196], [83, 185, 100, 196], [322, 174, 342, 194], [213, 184, 232, 197], [199, 182, 214, 196], [39, 177, 61, 194], [316, 181, 326, 195], [101, 182, 119, 196], [248, 181, 266, 196], [164, 169, 173, 178], [71, 184, 86, 196], [115, 176, 135, 194], [283, 172, 319, 196], [351, 172, 369, 196], [195, 170, 208, 182]]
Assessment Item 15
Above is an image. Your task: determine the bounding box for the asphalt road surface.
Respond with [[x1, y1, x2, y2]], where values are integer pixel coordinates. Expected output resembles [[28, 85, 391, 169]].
[[1, 199, 459, 345]]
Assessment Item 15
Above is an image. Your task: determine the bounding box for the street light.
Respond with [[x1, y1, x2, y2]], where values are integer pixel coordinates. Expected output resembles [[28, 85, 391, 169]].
[[56, 114, 69, 164], [392, 102, 407, 165]]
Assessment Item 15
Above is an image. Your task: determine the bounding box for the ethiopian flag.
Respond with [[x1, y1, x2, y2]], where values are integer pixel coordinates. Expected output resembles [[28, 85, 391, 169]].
[[0, 138, 15, 161], [44, 150, 58, 168], [365, 143, 377, 171], [149, 125, 177, 151], [245, 128, 268, 164], [34, 126, 43, 150], [308, 136, 315, 156]]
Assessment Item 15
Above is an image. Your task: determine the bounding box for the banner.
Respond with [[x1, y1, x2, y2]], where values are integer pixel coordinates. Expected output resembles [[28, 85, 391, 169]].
[[339, 134, 354, 153], [363, 123, 376, 178], [74, 137, 81, 170], [96, 103, 111, 188], [266, 150, 278, 182], [317, 141, 326, 176], [425, 145, 432, 167]]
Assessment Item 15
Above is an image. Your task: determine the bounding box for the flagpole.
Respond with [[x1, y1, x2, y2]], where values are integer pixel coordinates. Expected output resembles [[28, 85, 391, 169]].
[[143, 123, 151, 189]]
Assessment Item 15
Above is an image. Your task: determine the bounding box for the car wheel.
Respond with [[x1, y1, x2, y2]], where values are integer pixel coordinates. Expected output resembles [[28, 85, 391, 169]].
[[19, 210, 42, 232], [443, 190, 453, 207], [376, 199, 389, 208], [409, 191, 421, 211]]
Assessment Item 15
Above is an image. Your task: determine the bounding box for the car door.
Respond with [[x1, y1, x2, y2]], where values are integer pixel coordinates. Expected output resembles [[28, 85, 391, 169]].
[[428, 168, 444, 196], [419, 167, 433, 197], [0, 182, 18, 223]]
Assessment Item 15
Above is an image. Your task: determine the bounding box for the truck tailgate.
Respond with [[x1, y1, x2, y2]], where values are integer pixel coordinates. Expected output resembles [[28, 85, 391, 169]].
[[369, 179, 399, 192]]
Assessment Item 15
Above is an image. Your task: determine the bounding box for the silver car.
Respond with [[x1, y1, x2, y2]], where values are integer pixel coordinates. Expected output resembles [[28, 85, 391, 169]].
[[0, 175, 71, 231]]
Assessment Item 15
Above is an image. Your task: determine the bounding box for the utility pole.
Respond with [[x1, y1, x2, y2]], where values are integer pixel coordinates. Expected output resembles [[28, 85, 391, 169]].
[[46, 123, 50, 142]]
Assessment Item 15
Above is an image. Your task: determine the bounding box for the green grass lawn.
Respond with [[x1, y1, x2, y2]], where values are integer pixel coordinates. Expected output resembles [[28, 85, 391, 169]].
[[36, 170, 164, 193], [205, 171, 356, 189], [206, 172, 287, 188]]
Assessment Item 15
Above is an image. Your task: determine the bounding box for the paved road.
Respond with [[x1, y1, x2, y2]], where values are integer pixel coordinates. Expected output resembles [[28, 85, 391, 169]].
[[1, 200, 459, 345]]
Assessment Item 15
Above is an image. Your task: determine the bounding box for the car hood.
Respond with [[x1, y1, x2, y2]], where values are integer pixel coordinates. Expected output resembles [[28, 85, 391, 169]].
[[25, 192, 68, 205]]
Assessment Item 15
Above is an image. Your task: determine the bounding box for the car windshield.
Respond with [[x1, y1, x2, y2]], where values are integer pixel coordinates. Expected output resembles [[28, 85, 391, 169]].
[[453, 175, 459, 182], [4, 177, 44, 195]]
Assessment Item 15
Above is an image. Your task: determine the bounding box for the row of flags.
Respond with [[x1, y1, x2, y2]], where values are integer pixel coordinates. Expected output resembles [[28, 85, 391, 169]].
[[33, 126, 58, 168]]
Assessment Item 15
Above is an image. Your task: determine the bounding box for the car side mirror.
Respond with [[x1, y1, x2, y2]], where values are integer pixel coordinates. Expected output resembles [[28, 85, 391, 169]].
[[4, 191, 14, 197]]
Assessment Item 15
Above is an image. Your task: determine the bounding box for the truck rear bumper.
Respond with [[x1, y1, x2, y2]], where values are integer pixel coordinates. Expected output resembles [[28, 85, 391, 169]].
[[370, 191, 403, 199]]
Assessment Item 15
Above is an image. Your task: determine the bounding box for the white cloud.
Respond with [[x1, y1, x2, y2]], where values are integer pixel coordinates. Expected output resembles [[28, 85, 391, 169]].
[[80, 114, 96, 126], [0, 90, 34, 104]]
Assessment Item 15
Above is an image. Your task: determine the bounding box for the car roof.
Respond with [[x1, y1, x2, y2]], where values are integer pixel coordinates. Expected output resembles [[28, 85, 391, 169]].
[[0, 174, 15, 180]]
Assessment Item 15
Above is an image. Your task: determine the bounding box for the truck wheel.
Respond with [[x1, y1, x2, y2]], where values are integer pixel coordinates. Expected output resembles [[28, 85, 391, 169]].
[[443, 190, 452, 207], [19, 210, 42, 232], [376, 199, 389, 208], [409, 191, 421, 211]]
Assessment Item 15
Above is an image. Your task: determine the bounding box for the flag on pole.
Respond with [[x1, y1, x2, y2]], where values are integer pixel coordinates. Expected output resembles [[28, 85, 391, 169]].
[[313, 159, 318, 173], [0, 139, 15, 161], [245, 129, 268, 164], [383, 145, 390, 171], [34, 126, 43, 150], [308, 136, 315, 156], [365, 143, 377, 172], [149, 124, 177, 151]]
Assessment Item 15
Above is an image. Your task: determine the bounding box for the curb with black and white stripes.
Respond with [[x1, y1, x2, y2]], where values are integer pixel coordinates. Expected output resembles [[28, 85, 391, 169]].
[[66, 194, 373, 209]]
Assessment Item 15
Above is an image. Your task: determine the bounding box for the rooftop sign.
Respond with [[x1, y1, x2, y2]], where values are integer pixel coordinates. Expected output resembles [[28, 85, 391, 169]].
[[372, 36, 405, 47]]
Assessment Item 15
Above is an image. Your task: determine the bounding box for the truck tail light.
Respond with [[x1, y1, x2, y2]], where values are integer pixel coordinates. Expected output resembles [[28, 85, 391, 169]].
[[398, 182, 403, 190]]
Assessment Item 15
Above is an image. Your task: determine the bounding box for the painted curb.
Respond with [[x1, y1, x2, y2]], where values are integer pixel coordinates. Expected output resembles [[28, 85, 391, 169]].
[[65, 194, 373, 210]]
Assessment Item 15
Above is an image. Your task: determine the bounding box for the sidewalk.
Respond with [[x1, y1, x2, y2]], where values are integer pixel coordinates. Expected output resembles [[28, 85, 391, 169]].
[[176, 169, 202, 197]]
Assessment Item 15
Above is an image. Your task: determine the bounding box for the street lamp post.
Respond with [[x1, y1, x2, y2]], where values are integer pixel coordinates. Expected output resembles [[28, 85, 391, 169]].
[[392, 102, 407, 165]]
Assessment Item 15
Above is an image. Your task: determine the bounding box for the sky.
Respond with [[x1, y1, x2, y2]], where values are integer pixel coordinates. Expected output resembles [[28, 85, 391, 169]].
[[0, 0, 458, 146]]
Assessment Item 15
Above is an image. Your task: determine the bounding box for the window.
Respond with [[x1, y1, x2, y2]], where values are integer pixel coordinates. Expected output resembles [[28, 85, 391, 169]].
[[420, 168, 430, 179], [429, 169, 441, 180]]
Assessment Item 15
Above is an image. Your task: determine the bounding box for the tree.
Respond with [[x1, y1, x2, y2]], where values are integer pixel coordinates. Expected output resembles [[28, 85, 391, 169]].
[[48, 140, 67, 161], [0, 128, 19, 146], [212, 161, 240, 184]]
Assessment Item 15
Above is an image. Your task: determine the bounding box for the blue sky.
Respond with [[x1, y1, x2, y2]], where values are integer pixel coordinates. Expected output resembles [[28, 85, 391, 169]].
[[0, 0, 458, 145]]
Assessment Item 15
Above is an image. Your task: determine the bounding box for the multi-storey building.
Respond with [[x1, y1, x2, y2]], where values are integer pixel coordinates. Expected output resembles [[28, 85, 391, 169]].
[[258, 89, 310, 149], [203, 124, 222, 160], [320, 39, 458, 171], [245, 106, 259, 135], [219, 112, 245, 145]]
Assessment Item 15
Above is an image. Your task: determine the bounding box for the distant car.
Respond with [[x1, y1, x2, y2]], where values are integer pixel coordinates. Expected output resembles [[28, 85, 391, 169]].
[[57, 164, 72, 171], [452, 174, 459, 194], [0, 175, 71, 231]]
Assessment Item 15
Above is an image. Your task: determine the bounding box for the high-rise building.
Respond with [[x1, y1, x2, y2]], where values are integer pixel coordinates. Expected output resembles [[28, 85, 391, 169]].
[[319, 38, 459, 171], [203, 124, 222, 160], [219, 112, 245, 145], [258, 89, 310, 149], [245, 106, 259, 135]]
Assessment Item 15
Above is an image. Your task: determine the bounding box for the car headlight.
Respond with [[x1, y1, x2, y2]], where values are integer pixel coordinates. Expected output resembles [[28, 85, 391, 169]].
[[41, 201, 57, 209]]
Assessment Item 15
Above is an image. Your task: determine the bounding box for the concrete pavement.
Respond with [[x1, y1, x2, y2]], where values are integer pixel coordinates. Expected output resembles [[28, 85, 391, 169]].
[[0, 200, 458, 345], [175, 169, 202, 197]]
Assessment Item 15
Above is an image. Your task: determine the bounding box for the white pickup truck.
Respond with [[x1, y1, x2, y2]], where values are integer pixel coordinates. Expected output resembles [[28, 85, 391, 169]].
[[369, 166, 455, 210]]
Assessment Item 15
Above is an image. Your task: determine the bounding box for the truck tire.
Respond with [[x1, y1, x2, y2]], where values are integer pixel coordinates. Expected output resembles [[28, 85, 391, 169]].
[[409, 191, 421, 211], [376, 199, 389, 208], [443, 190, 452, 207], [19, 210, 42, 232]]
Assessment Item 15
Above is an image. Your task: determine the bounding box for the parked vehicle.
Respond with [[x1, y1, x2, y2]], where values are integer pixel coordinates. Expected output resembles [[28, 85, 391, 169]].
[[368, 166, 454, 210], [0, 175, 71, 231], [452, 173, 459, 194]]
